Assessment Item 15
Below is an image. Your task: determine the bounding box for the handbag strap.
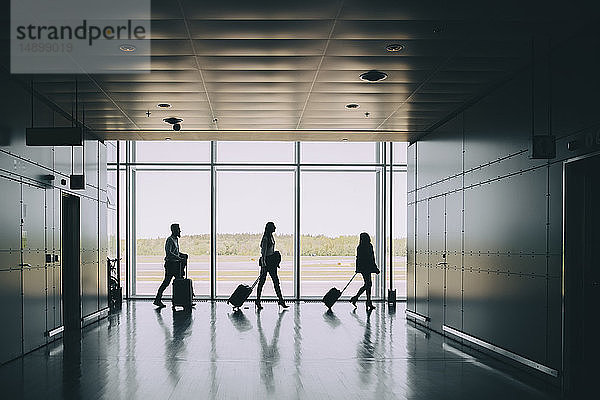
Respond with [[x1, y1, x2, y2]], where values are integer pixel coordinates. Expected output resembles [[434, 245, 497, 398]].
[[340, 273, 357, 294]]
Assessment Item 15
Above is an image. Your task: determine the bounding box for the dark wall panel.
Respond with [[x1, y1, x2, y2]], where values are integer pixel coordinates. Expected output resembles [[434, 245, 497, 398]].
[[416, 117, 462, 188], [0, 177, 21, 251], [0, 269, 23, 363], [407, 27, 600, 380], [464, 169, 547, 254], [406, 203, 416, 311], [0, 70, 107, 362], [463, 271, 547, 363], [23, 266, 46, 353], [463, 73, 530, 171]]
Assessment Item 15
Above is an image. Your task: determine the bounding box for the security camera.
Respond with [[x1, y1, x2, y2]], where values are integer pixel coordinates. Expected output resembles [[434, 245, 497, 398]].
[[163, 117, 183, 131]]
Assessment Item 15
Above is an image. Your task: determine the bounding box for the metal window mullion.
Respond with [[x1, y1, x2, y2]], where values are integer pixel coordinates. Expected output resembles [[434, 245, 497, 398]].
[[210, 141, 216, 300], [295, 141, 301, 300]]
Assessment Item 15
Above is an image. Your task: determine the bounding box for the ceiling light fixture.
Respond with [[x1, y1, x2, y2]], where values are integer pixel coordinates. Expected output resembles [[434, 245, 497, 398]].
[[342, 138, 349, 141], [345, 103, 360, 109], [119, 44, 136, 52], [386, 44, 404, 52], [157, 103, 172, 108], [165, 137, 171, 141], [359, 70, 388, 82]]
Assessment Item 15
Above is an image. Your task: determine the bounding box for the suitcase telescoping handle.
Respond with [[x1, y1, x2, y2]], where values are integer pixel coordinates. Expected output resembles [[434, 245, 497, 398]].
[[251, 276, 260, 290], [340, 273, 357, 295]]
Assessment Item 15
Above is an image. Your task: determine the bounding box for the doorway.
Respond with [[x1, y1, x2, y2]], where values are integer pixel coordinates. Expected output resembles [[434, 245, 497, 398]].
[[563, 153, 600, 396], [62, 194, 80, 332]]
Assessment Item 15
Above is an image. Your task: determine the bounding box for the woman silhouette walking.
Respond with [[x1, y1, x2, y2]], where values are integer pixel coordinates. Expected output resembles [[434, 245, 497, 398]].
[[255, 222, 288, 310], [350, 232, 379, 311]]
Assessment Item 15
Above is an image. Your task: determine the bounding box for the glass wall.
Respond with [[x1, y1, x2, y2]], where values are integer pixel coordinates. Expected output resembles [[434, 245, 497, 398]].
[[216, 169, 294, 298], [300, 170, 379, 297], [107, 141, 408, 300], [134, 170, 211, 296]]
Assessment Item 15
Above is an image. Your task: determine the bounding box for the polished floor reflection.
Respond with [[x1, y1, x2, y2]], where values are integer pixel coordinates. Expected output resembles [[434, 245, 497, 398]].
[[0, 301, 559, 399]]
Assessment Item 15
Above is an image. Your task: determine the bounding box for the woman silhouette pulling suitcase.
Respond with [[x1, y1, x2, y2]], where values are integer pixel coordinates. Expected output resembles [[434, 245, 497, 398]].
[[350, 232, 380, 312], [255, 221, 289, 310]]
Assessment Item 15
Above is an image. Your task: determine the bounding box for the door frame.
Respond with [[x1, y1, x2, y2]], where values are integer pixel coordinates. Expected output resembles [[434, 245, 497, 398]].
[[62, 193, 81, 332], [561, 150, 600, 393]]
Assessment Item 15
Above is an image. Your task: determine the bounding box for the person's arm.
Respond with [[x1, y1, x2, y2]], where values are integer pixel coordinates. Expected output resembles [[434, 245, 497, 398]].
[[260, 236, 266, 266], [165, 237, 180, 260]]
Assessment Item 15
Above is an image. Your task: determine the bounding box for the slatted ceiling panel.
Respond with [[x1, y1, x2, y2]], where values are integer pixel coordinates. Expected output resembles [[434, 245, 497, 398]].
[[150, 21, 188, 38], [192, 39, 327, 56], [149, 56, 199, 70], [180, 0, 344, 19], [325, 39, 457, 57], [212, 102, 303, 111], [311, 82, 417, 94], [150, 40, 194, 55], [189, 20, 334, 39], [315, 70, 428, 82], [204, 82, 314, 93], [319, 56, 443, 71], [99, 82, 205, 93], [203, 70, 316, 82], [10, 0, 588, 141], [198, 56, 322, 70], [98, 71, 201, 82]]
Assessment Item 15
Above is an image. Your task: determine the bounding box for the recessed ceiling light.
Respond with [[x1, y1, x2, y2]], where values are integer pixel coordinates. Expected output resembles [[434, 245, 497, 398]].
[[165, 137, 171, 141], [345, 103, 360, 109], [119, 44, 136, 52], [386, 44, 404, 52], [359, 70, 388, 82], [157, 103, 172, 108], [342, 138, 349, 141]]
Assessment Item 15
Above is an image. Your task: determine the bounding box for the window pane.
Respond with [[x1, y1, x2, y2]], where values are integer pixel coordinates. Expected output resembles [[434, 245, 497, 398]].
[[393, 142, 408, 164], [301, 142, 378, 164], [216, 170, 294, 298], [135, 141, 210, 163], [216, 141, 295, 164], [300, 171, 379, 298], [135, 170, 211, 296], [393, 171, 407, 297]]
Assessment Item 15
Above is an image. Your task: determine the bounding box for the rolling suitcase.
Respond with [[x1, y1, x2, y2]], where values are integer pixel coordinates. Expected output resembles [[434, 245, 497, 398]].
[[172, 260, 193, 311], [227, 277, 260, 309], [322, 273, 357, 309]]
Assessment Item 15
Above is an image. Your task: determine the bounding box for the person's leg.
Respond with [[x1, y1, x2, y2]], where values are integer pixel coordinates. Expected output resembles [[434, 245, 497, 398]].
[[352, 273, 368, 301], [256, 267, 268, 303], [154, 266, 174, 306], [269, 268, 288, 308], [268, 268, 284, 301], [365, 273, 374, 310]]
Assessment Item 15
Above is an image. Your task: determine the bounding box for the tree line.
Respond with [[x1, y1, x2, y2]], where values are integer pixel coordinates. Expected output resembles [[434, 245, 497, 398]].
[[132, 234, 407, 257]]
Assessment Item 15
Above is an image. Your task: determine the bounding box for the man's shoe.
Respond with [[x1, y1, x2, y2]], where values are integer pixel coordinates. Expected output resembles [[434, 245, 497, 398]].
[[153, 299, 166, 308]]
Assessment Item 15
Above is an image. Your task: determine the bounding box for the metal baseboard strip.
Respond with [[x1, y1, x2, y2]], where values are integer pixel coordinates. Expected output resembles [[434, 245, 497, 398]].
[[45, 326, 64, 338], [442, 325, 559, 377], [405, 309, 429, 322], [81, 308, 109, 324]]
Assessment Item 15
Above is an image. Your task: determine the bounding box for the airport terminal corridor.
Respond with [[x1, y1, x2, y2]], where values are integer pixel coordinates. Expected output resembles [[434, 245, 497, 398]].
[[2, 0, 599, 397], [0, 301, 558, 400]]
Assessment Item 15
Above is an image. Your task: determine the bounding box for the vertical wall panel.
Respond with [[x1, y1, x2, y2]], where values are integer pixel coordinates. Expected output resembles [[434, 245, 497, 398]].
[[0, 177, 21, 251], [0, 269, 23, 363], [98, 201, 108, 309], [407, 28, 600, 379], [22, 266, 46, 353], [0, 69, 105, 363], [406, 202, 416, 311]]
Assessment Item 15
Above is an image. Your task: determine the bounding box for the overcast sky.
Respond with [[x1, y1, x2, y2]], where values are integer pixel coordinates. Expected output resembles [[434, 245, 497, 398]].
[[125, 141, 406, 239]]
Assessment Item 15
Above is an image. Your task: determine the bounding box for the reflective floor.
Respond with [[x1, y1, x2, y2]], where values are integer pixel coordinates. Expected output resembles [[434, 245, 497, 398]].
[[0, 301, 559, 399]]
